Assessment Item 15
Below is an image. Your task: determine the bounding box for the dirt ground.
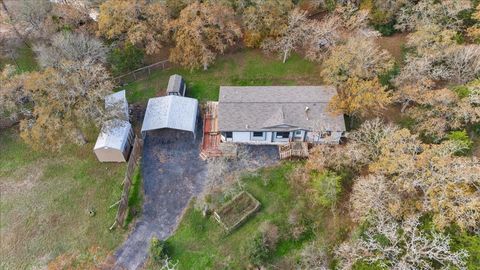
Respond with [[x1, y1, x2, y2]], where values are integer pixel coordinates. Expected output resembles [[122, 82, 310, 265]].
[[376, 33, 408, 62]]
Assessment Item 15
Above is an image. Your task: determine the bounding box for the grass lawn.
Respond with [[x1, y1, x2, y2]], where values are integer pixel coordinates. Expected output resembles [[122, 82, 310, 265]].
[[163, 163, 338, 270], [0, 44, 38, 73], [120, 49, 323, 104], [0, 129, 128, 269]]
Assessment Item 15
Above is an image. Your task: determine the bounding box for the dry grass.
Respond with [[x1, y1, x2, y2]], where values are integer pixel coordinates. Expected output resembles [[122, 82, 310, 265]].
[[0, 129, 127, 269]]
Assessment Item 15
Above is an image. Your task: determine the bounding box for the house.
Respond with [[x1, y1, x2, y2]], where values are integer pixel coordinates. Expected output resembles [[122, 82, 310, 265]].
[[141, 95, 199, 139], [94, 119, 134, 162], [217, 86, 346, 145], [166, 74, 186, 96], [94, 90, 133, 162]]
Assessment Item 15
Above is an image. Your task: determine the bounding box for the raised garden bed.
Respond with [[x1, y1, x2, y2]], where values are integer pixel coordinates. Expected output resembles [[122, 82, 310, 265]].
[[213, 191, 260, 232]]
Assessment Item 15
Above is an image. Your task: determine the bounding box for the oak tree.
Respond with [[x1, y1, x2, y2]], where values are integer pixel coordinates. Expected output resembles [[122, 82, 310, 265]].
[[169, 2, 241, 70]]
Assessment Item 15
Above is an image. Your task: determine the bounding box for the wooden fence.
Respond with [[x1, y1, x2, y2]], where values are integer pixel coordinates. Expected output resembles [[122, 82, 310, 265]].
[[110, 136, 143, 230], [113, 60, 171, 85]]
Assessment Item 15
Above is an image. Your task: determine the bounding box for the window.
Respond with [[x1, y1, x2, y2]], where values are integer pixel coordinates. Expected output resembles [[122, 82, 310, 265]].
[[225, 132, 232, 139], [253, 132, 264, 137], [276, 132, 290, 139], [294, 130, 303, 138]]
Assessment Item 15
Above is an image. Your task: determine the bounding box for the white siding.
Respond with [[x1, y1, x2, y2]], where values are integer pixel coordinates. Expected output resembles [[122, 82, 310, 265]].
[[306, 131, 343, 144], [232, 132, 251, 143], [223, 130, 343, 145]]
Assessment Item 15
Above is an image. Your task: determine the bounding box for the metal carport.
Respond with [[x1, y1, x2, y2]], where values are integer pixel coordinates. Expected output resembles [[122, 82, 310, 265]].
[[141, 95, 199, 139]]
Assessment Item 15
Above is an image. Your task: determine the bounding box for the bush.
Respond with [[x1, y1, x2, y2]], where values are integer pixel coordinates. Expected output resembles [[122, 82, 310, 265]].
[[310, 171, 342, 208], [247, 223, 279, 266], [447, 130, 473, 155], [373, 20, 397, 36], [149, 237, 168, 263], [378, 63, 400, 88], [247, 233, 271, 266], [108, 43, 144, 76], [452, 85, 471, 99]]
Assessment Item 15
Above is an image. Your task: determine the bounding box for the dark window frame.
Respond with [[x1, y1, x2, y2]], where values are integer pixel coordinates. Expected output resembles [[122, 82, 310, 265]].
[[252, 131, 264, 137], [276, 132, 290, 139]]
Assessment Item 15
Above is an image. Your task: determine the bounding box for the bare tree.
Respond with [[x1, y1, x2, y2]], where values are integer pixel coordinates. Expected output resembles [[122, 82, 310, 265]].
[[34, 31, 108, 69], [298, 242, 329, 270], [445, 45, 480, 84], [3, 0, 53, 38], [261, 8, 312, 63], [336, 213, 468, 270], [395, 0, 471, 32], [305, 15, 341, 62]]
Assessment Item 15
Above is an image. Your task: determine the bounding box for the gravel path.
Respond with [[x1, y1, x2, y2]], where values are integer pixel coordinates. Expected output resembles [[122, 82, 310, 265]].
[[113, 125, 207, 270]]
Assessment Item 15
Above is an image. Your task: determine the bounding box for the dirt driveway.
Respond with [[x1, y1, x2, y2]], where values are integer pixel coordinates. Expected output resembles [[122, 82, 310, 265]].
[[114, 126, 207, 270]]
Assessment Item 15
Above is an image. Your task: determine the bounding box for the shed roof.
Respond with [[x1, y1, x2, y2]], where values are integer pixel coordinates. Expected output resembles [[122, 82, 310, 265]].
[[167, 74, 184, 94], [218, 86, 345, 132], [94, 119, 131, 150], [105, 90, 129, 120], [141, 95, 198, 133]]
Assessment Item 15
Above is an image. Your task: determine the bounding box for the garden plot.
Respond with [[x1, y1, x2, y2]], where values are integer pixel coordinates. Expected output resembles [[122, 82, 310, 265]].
[[213, 191, 260, 232]]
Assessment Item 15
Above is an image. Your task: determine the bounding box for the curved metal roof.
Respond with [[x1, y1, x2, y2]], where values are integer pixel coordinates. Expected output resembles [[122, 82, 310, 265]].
[[141, 95, 198, 134]]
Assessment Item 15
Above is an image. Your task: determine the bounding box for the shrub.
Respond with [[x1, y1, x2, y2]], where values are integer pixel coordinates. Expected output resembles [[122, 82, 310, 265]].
[[378, 63, 400, 88], [446, 130, 473, 155], [452, 85, 471, 99], [310, 171, 342, 209], [247, 233, 271, 266], [247, 222, 279, 266], [373, 20, 397, 36], [398, 116, 416, 130], [149, 237, 167, 263], [108, 43, 144, 76]]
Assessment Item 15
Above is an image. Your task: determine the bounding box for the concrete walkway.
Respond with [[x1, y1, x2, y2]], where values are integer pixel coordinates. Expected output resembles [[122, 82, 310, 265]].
[[113, 126, 207, 270]]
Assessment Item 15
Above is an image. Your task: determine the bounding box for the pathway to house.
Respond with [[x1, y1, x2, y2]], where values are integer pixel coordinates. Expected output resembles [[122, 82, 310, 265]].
[[113, 125, 207, 270]]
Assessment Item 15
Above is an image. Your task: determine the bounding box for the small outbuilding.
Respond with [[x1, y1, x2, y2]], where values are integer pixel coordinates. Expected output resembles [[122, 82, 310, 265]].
[[141, 95, 198, 138], [94, 119, 134, 162], [166, 74, 186, 96]]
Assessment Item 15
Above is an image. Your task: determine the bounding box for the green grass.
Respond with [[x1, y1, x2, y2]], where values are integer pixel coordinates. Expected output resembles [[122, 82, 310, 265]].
[[125, 166, 143, 226], [0, 129, 128, 269], [0, 44, 38, 73], [120, 50, 323, 104], [165, 163, 319, 269]]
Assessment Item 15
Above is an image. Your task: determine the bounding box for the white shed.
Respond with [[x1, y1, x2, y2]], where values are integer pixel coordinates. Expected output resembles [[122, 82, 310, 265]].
[[105, 90, 129, 121], [94, 119, 134, 162], [141, 95, 198, 138]]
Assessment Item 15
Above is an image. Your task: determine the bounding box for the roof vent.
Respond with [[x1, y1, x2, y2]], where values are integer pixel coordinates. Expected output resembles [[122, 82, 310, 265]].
[[246, 124, 249, 129], [305, 106, 310, 120]]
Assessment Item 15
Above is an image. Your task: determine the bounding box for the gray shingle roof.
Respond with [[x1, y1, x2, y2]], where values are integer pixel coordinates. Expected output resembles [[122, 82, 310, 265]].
[[218, 86, 345, 132]]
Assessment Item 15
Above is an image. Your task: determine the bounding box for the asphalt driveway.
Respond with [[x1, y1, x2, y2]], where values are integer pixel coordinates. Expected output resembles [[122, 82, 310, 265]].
[[114, 124, 207, 270]]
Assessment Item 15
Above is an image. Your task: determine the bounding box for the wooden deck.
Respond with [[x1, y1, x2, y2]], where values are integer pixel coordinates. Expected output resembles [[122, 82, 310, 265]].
[[279, 142, 309, 159], [200, 102, 222, 160]]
